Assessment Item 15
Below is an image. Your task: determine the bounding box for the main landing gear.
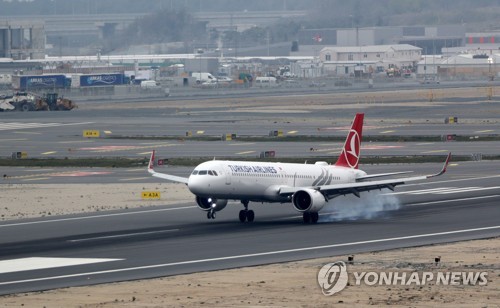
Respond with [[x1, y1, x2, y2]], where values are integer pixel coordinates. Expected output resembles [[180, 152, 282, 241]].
[[239, 200, 255, 223], [303, 212, 319, 224]]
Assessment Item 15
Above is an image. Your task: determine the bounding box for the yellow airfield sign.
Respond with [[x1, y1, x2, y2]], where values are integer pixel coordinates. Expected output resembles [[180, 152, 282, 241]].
[[83, 130, 100, 138], [141, 191, 161, 200]]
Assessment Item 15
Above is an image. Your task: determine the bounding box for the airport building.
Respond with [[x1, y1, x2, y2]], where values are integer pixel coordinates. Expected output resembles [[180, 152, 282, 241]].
[[417, 53, 500, 79], [296, 25, 464, 55], [0, 20, 45, 60], [319, 44, 422, 76]]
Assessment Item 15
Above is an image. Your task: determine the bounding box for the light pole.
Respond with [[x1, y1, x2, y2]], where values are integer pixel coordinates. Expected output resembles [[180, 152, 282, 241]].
[[197, 48, 203, 84], [488, 57, 494, 81]]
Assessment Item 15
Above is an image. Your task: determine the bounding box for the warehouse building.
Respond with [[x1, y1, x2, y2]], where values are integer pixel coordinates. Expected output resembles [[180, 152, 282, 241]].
[[319, 44, 421, 76], [296, 25, 464, 55], [0, 20, 45, 60]]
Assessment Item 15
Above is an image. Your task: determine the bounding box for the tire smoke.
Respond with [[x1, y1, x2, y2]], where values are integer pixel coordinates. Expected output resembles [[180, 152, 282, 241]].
[[319, 190, 401, 222]]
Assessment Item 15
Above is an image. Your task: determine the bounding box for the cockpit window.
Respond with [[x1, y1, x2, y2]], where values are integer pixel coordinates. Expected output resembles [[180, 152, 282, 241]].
[[192, 170, 218, 176]]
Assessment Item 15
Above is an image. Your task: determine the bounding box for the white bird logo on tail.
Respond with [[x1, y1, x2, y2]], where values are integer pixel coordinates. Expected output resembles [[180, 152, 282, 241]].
[[344, 130, 360, 168]]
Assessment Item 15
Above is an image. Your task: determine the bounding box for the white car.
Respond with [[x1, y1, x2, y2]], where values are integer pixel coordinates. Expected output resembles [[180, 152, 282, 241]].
[[216, 76, 232, 83]]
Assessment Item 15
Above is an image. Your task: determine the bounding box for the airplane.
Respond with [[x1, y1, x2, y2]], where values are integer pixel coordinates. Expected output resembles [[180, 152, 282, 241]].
[[148, 113, 451, 224]]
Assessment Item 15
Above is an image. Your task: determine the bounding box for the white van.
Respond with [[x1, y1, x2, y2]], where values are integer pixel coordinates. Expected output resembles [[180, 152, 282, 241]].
[[140, 80, 161, 88], [255, 76, 277, 87], [191, 72, 216, 84]]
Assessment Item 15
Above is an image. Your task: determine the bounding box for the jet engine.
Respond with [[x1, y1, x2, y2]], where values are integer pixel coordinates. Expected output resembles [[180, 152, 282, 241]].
[[195, 196, 228, 212], [292, 189, 327, 212]]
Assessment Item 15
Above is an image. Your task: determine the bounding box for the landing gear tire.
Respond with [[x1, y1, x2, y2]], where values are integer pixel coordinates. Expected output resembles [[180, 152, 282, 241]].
[[303, 212, 311, 224], [239, 200, 254, 223], [311, 212, 319, 224], [303, 212, 319, 224], [207, 210, 216, 219], [246, 210, 255, 222], [239, 210, 247, 222], [238, 209, 255, 223]]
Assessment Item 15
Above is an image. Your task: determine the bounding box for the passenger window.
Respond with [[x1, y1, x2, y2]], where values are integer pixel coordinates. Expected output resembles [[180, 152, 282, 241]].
[[191, 170, 199, 175], [199, 170, 207, 175]]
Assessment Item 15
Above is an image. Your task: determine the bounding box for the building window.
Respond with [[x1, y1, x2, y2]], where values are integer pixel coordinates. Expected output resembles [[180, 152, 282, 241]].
[[363, 54, 368, 58], [376, 53, 381, 58], [348, 54, 354, 61], [325, 54, 331, 61]]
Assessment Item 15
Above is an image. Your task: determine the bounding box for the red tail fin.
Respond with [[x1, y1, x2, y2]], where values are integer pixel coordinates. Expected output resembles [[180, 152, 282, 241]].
[[334, 113, 364, 169]]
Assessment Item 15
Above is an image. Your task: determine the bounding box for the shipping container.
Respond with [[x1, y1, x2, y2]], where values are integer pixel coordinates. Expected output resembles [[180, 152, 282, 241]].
[[12, 75, 69, 90], [79, 73, 125, 87]]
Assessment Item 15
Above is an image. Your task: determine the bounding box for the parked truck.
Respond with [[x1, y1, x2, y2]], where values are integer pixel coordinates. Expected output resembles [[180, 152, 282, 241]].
[[11, 75, 70, 90], [78, 73, 125, 87]]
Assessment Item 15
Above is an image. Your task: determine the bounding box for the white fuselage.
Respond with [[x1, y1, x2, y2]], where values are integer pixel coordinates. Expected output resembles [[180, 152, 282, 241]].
[[187, 160, 367, 202]]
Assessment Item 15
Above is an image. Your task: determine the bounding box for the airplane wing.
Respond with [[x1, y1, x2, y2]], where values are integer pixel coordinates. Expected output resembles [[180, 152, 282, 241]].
[[279, 153, 451, 198], [147, 151, 189, 184], [356, 171, 413, 181]]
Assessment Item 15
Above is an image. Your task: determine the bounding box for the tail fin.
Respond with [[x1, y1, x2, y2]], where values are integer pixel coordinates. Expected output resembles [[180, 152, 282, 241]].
[[334, 113, 364, 169]]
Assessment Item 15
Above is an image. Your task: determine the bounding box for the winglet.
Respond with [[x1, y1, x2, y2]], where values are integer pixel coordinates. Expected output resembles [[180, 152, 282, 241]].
[[148, 150, 155, 172], [429, 152, 452, 178]]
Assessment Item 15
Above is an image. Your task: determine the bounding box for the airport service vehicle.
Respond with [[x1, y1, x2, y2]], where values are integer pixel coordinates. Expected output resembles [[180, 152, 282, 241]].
[[0, 92, 76, 111], [140, 80, 161, 88], [139, 80, 170, 96], [0, 92, 36, 111], [254, 76, 278, 87], [148, 113, 451, 224], [192, 72, 217, 84]]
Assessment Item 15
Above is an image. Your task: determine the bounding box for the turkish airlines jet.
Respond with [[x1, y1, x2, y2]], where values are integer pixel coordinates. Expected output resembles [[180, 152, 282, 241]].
[[148, 113, 451, 223]]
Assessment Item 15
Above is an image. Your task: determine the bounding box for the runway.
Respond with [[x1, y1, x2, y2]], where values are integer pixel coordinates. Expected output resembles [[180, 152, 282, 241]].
[[0, 164, 499, 295]]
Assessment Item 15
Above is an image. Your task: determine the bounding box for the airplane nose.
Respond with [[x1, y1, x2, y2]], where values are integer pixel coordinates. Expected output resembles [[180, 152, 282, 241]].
[[188, 176, 204, 195]]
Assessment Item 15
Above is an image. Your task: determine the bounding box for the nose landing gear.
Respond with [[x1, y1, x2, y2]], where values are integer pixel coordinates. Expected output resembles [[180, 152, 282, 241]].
[[207, 210, 216, 219]]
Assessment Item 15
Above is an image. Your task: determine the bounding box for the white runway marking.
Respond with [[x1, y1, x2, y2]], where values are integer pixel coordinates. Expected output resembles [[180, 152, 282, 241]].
[[68, 229, 179, 243], [0, 122, 94, 131], [0, 206, 197, 228], [0, 225, 498, 286], [403, 174, 500, 187], [385, 186, 500, 196], [0, 257, 122, 274], [406, 195, 500, 206]]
